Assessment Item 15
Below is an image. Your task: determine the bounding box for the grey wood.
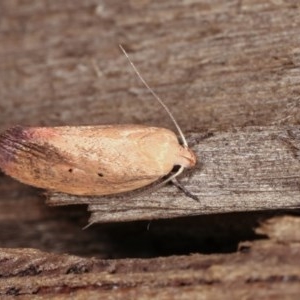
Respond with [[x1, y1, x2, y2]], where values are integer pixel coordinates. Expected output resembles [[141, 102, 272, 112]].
[[47, 126, 300, 223]]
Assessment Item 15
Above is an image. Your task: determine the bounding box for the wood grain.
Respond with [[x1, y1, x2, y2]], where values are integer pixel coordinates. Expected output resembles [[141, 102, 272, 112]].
[[1, 216, 300, 298], [0, 0, 299, 132], [0, 0, 300, 298], [47, 126, 300, 223]]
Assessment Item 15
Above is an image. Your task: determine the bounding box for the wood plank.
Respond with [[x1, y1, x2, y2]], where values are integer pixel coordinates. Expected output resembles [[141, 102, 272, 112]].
[[47, 126, 300, 223], [0, 0, 300, 298], [1, 216, 300, 298]]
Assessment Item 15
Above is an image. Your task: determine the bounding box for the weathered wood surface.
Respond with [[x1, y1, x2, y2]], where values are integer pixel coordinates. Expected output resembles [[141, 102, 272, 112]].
[[0, 0, 300, 298], [48, 126, 300, 223], [0, 0, 299, 132], [1, 216, 300, 299]]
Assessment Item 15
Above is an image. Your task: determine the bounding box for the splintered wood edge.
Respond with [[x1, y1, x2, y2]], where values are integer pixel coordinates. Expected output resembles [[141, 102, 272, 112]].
[[46, 126, 300, 223], [1, 216, 300, 297]]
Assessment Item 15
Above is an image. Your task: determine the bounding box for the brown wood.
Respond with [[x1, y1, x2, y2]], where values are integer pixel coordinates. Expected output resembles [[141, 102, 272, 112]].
[[1, 216, 300, 299], [0, 0, 300, 298], [47, 125, 300, 223]]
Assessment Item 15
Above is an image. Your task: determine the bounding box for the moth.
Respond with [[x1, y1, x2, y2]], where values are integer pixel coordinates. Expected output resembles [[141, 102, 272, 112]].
[[0, 46, 197, 199]]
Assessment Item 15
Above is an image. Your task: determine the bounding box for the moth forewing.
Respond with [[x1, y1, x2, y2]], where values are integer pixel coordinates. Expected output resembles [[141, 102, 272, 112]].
[[0, 125, 195, 196]]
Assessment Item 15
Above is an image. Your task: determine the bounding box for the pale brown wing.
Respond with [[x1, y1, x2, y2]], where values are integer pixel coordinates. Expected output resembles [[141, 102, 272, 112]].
[[0, 125, 179, 195]]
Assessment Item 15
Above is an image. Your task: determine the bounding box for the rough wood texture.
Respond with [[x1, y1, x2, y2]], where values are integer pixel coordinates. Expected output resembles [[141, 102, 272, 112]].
[[47, 126, 300, 223], [1, 216, 300, 299], [0, 0, 300, 298]]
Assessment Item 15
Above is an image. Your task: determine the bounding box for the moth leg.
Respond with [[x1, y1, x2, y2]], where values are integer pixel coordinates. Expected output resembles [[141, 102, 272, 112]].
[[171, 178, 199, 202]]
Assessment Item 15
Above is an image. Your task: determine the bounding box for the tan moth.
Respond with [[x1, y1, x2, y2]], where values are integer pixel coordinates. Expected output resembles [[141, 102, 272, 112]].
[[0, 46, 197, 199]]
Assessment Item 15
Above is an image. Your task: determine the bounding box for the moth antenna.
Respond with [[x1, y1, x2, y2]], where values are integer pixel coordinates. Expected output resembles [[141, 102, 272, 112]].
[[146, 165, 185, 191], [111, 164, 198, 201], [92, 53, 196, 200], [119, 44, 188, 148], [110, 166, 184, 200], [82, 221, 95, 230]]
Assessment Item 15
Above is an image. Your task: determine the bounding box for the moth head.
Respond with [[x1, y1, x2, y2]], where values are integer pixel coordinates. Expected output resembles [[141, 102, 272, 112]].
[[177, 146, 197, 168]]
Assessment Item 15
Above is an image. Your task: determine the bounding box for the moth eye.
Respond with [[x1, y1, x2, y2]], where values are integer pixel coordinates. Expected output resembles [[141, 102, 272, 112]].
[[68, 168, 73, 173], [98, 173, 104, 177], [171, 165, 180, 172]]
